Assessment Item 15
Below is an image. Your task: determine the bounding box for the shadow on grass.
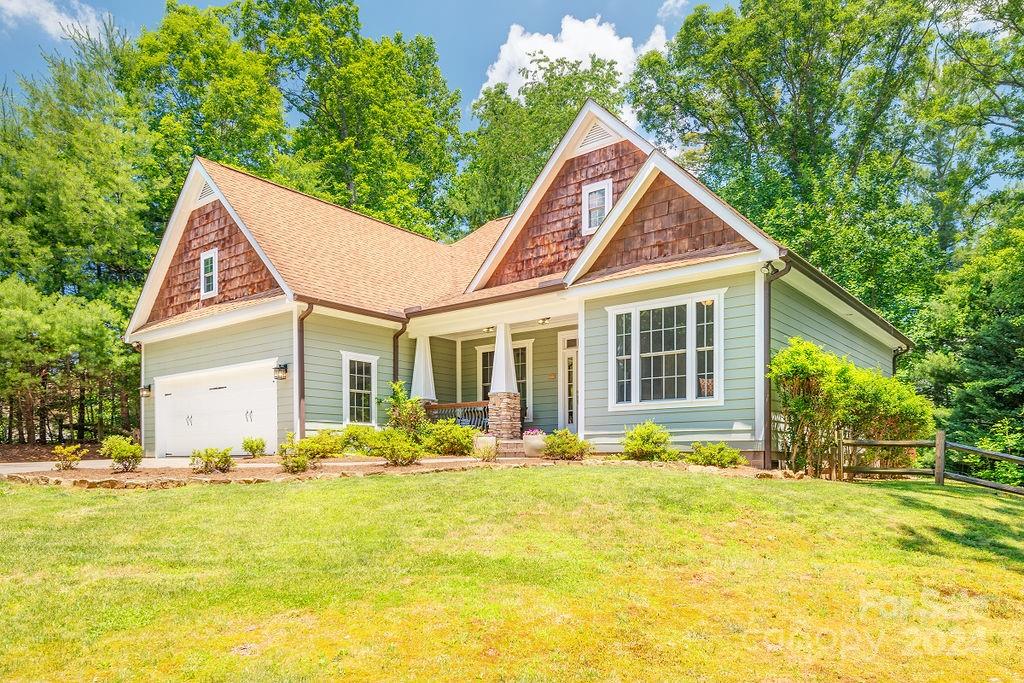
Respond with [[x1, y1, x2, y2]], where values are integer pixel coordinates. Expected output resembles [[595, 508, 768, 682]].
[[862, 481, 1024, 571]]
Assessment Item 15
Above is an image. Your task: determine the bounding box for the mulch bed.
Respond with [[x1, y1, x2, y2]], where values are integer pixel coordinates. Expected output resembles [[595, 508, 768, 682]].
[[0, 443, 103, 463]]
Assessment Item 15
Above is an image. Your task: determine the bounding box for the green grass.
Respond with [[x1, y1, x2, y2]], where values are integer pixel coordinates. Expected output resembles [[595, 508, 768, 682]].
[[1, 466, 1022, 681]]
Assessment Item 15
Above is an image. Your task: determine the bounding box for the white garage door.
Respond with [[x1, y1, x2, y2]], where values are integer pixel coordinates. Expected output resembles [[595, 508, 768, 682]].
[[155, 360, 279, 457]]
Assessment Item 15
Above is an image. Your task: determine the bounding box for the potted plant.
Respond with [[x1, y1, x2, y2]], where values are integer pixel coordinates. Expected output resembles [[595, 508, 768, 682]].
[[473, 432, 497, 454], [523, 428, 546, 457]]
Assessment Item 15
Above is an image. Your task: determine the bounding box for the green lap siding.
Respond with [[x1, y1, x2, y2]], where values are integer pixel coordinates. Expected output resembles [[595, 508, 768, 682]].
[[141, 313, 294, 456], [582, 272, 758, 452], [430, 337, 457, 403], [770, 281, 894, 375]]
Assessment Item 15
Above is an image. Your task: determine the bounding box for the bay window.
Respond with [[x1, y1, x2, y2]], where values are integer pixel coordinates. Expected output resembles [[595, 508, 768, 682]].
[[607, 290, 724, 409]]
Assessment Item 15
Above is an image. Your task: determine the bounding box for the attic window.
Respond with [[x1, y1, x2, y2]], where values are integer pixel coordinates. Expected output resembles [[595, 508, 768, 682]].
[[199, 248, 218, 299], [576, 121, 616, 154], [197, 181, 215, 203], [581, 179, 613, 235]]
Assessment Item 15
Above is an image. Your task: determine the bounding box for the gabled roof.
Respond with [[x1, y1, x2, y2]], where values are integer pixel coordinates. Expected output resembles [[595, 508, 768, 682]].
[[465, 100, 655, 292]]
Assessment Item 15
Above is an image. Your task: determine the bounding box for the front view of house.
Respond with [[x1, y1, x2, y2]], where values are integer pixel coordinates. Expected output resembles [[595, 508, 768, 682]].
[[124, 101, 911, 467]]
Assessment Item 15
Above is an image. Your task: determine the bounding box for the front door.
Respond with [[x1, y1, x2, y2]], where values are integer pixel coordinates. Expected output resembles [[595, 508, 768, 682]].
[[558, 334, 578, 432]]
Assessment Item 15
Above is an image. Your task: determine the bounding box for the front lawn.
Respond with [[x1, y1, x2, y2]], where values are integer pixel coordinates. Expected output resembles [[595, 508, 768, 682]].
[[1, 466, 1022, 681]]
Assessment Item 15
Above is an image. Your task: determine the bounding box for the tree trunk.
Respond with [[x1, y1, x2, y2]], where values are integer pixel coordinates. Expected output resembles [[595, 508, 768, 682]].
[[77, 382, 85, 442]]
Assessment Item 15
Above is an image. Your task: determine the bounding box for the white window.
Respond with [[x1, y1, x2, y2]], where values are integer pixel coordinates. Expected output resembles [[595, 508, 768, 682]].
[[477, 340, 534, 421], [581, 179, 613, 235], [199, 248, 218, 299], [606, 289, 725, 411], [341, 351, 378, 425]]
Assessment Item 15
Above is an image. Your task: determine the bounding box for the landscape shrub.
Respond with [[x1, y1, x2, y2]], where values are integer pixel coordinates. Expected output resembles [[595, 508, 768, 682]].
[[278, 432, 313, 473], [190, 447, 234, 474], [422, 419, 477, 456], [241, 437, 267, 457], [543, 429, 593, 460], [101, 435, 143, 473], [769, 338, 934, 476], [298, 429, 345, 459], [51, 444, 83, 470], [371, 427, 424, 466], [383, 381, 428, 440], [685, 441, 745, 468], [622, 421, 679, 461], [338, 424, 377, 454]]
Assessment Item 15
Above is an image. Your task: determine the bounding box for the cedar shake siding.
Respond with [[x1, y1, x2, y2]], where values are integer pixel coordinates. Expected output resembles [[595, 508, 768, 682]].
[[584, 172, 754, 279], [486, 140, 648, 287], [147, 200, 280, 325]]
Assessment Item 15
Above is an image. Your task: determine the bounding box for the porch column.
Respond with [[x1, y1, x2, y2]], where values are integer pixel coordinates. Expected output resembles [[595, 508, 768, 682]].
[[488, 323, 521, 439], [410, 336, 436, 402]]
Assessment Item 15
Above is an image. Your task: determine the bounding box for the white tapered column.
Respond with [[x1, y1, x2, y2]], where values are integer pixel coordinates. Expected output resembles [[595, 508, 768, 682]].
[[490, 323, 517, 394], [488, 323, 521, 439], [410, 336, 436, 401]]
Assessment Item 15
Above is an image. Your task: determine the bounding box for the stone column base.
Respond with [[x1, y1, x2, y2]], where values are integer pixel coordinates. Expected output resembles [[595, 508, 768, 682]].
[[487, 391, 521, 439]]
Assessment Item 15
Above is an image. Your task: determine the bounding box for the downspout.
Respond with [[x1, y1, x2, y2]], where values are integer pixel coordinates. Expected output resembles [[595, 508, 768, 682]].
[[762, 257, 791, 469], [892, 346, 909, 377], [392, 321, 408, 383], [297, 303, 314, 438]]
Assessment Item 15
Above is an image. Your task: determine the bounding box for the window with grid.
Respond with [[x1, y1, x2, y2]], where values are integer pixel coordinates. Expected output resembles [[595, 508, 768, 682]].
[[199, 249, 217, 297], [348, 359, 372, 423], [480, 347, 528, 415], [640, 304, 687, 401], [614, 312, 632, 404], [696, 300, 715, 398], [587, 187, 607, 229]]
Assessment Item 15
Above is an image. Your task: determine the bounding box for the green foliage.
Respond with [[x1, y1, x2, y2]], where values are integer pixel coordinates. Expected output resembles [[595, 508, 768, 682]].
[[449, 55, 624, 229], [338, 424, 377, 454], [101, 435, 144, 473], [622, 421, 678, 461], [422, 418, 477, 456], [370, 427, 423, 466], [383, 381, 428, 440], [277, 432, 311, 473], [298, 429, 345, 459], [685, 442, 745, 468], [543, 429, 593, 461], [770, 338, 933, 474], [241, 437, 267, 457], [474, 442, 497, 463], [190, 447, 234, 474], [51, 444, 83, 471]]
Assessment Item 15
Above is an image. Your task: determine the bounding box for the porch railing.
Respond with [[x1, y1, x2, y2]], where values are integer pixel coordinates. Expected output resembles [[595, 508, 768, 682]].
[[424, 401, 489, 431]]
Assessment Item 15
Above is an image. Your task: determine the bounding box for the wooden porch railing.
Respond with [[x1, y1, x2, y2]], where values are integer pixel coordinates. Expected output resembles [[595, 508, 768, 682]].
[[424, 401, 489, 431]]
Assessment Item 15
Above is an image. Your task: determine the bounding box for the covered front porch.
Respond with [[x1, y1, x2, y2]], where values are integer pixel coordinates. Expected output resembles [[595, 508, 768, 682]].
[[407, 296, 580, 440]]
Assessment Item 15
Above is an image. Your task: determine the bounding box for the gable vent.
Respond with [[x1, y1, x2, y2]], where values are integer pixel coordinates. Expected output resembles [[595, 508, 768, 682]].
[[197, 181, 215, 203], [575, 121, 616, 154]]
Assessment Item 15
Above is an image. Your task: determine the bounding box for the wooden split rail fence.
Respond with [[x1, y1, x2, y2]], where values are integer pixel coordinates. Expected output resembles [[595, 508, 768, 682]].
[[844, 429, 1024, 496]]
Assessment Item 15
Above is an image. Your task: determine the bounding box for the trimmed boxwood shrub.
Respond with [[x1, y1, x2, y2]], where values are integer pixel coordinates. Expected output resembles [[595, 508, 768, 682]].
[[339, 424, 377, 454], [423, 419, 477, 456], [685, 441, 745, 468], [190, 447, 234, 474], [371, 427, 424, 466], [241, 437, 267, 457], [101, 435, 143, 473], [622, 421, 679, 461], [543, 429, 593, 461]]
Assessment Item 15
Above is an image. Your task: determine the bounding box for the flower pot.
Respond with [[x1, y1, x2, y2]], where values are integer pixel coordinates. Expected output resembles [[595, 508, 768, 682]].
[[473, 434, 497, 452], [523, 433, 546, 458]]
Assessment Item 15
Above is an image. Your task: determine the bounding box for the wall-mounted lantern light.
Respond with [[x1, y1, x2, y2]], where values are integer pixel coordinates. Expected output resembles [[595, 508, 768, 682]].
[[139, 385, 152, 398], [273, 363, 289, 381], [482, 326, 496, 333], [537, 317, 550, 325]]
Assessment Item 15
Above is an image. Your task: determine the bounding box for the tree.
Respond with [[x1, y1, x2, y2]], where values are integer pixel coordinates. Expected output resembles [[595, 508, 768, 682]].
[[233, 0, 460, 236], [448, 55, 625, 230]]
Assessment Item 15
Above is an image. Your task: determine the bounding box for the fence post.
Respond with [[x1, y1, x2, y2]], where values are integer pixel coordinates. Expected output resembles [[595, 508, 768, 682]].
[[934, 430, 946, 486]]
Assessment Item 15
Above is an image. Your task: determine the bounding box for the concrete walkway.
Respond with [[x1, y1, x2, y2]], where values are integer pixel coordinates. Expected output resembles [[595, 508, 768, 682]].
[[0, 456, 480, 476]]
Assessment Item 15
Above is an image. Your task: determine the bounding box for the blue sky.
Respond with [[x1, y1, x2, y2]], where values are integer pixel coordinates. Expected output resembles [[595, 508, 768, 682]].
[[0, 0, 724, 127]]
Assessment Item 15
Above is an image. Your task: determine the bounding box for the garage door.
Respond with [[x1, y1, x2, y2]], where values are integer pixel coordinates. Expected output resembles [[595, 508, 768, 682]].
[[154, 360, 279, 457]]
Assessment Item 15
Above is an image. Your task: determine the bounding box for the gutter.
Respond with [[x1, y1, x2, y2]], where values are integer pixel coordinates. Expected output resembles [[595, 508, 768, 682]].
[[293, 294, 406, 324], [297, 302, 314, 438], [404, 281, 567, 318], [762, 256, 792, 470], [392, 321, 408, 383]]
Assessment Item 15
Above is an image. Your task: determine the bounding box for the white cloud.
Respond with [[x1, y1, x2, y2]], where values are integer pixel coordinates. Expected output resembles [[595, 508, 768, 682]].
[[657, 0, 689, 20], [0, 0, 103, 40]]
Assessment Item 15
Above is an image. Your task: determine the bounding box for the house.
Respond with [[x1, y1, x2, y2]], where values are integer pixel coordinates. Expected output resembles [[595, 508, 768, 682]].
[[124, 101, 911, 466]]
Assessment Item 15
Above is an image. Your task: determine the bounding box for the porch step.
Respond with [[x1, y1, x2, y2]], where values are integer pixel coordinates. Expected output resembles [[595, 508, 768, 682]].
[[496, 439, 526, 457]]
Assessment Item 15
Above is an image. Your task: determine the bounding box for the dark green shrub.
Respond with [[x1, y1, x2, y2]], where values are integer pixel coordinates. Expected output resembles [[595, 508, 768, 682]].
[[52, 444, 83, 471], [423, 419, 477, 456], [241, 437, 267, 457], [382, 381, 427, 440], [101, 435, 143, 473], [339, 424, 377, 454], [622, 421, 679, 461], [543, 429, 593, 461], [371, 427, 423, 466], [190, 448, 234, 474], [685, 441, 746, 468]]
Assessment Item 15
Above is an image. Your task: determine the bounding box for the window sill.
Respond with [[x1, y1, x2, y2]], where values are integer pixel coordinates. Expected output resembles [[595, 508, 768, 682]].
[[606, 397, 725, 412]]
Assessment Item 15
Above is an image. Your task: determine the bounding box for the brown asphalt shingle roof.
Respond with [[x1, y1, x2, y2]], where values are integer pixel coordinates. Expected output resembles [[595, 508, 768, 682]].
[[199, 158, 510, 319]]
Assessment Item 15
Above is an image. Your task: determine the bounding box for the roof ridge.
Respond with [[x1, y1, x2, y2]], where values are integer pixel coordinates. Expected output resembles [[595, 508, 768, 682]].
[[446, 214, 514, 247], [196, 156, 445, 246]]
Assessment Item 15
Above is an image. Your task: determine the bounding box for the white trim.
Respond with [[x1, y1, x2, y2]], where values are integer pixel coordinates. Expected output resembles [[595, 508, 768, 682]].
[[126, 297, 293, 344], [605, 288, 726, 412], [566, 252, 763, 301], [573, 120, 622, 157], [581, 178, 613, 236], [340, 350, 379, 426], [199, 247, 219, 299], [577, 299, 586, 440], [564, 152, 782, 286], [306, 304, 404, 330], [139, 343, 146, 454], [753, 268, 766, 448], [466, 101, 654, 292], [557, 330, 579, 430], [152, 356, 280, 383], [292, 305, 300, 436], [476, 339, 534, 421], [455, 339, 463, 403]]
